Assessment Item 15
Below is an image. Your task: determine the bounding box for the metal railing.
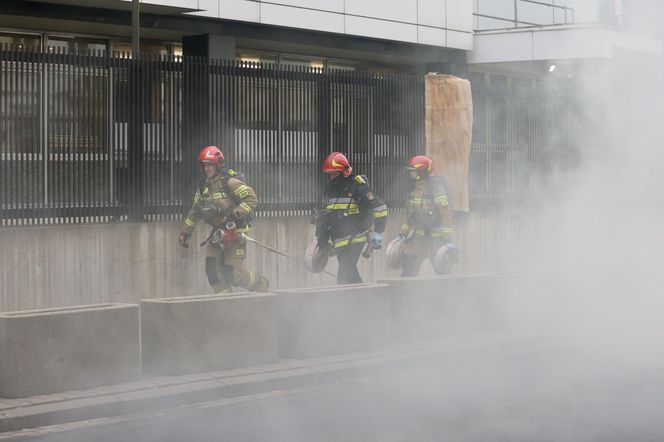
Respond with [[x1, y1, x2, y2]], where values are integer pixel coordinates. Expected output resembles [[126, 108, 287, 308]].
[[0, 46, 424, 225], [474, 0, 575, 31]]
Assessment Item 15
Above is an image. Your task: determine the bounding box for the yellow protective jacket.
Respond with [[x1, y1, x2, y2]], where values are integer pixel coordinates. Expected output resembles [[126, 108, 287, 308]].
[[182, 170, 257, 235], [316, 174, 388, 249], [400, 175, 454, 241]]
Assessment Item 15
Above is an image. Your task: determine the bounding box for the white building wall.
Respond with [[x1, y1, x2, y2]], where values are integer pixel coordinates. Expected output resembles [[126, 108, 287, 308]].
[[139, 0, 474, 50]]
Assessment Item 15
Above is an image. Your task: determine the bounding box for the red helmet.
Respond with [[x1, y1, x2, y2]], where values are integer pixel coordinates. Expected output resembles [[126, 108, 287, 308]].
[[322, 152, 352, 177], [198, 146, 225, 166], [407, 155, 434, 179]]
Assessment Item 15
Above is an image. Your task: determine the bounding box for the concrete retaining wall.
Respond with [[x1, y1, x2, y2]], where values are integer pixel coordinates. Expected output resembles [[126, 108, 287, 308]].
[[275, 284, 391, 358], [0, 210, 555, 312], [380, 273, 541, 342], [0, 273, 561, 398], [141, 293, 277, 376], [0, 304, 140, 398]]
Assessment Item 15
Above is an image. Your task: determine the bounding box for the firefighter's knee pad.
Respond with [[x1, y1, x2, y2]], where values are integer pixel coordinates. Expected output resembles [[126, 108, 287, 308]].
[[234, 269, 269, 292], [205, 257, 220, 286], [251, 273, 269, 292]]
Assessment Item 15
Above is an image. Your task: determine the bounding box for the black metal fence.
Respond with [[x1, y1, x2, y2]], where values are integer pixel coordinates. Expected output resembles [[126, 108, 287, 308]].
[[1, 47, 578, 225], [468, 71, 577, 209], [0, 46, 425, 225]]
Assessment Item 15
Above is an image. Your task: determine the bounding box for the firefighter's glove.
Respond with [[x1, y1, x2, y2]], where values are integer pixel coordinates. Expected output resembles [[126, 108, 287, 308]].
[[228, 210, 241, 224], [445, 242, 460, 261], [178, 232, 191, 248], [371, 232, 383, 250]]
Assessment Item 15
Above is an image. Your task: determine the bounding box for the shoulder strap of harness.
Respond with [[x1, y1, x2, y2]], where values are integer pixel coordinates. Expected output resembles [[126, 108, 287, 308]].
[[198, 178, 207, 193], [348, 174, 369, 194], [223, 169, 254, 226], [221, 169, 247, 203]]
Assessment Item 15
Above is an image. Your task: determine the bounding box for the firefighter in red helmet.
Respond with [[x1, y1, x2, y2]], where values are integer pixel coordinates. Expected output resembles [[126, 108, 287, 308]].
[[315, 152, 388, 284], [395, 155, 458, 276], [178, 146, 269, 293]]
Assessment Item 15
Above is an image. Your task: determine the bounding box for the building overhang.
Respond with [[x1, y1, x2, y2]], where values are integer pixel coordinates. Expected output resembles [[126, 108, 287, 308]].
[[468, 24, 662, 66], [26, 0, 199, 15]]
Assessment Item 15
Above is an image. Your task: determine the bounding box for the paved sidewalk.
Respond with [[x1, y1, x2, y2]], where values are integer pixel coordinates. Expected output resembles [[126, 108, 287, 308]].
[[0, 332, 539, 434]]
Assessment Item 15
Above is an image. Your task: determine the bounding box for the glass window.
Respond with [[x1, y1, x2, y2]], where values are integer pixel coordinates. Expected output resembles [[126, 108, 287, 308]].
[[0, 32, 41, 48], [170, 44, 183, 58], [111, 41, 169, 58], [475, 0, 577, 30], [476, 0, 515, 21], [517, 1, 555, 25], [280, 56, 324, 69], [369, 65, 395, 75], [47, 36, 107, 54], [236, 52, 277, 66]]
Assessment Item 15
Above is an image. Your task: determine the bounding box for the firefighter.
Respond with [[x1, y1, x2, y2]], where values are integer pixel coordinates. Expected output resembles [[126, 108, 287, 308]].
[[315, 152, 388, 285], [178, 146, 269, 293], [397, 155, 457, 277]]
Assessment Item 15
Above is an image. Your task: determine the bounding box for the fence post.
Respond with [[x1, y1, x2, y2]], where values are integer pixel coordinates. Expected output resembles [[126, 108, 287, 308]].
[[316, 72, 331, 191], [127, 58, 144, 221], [181, 35, 236, 213]]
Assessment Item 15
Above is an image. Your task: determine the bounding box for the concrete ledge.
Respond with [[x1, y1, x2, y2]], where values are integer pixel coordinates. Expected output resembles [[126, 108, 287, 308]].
[[0, 304, 140, 398], [379, 273, 534, 342], [275, 284, 391, 358], [141, 293, 277, 376]]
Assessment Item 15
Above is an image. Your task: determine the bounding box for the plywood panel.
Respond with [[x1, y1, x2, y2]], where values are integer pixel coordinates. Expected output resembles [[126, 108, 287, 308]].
[[425, 73, 473, 212]]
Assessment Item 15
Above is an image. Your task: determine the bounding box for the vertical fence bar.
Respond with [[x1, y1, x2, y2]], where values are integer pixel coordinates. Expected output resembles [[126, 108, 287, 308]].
[[86, 48, 93, 221], [0, 46, 5, 224], [75, 47, 82, 222], [26, 48, 32, 224], [17, 46, 24, 223], [70, 48, 77, 222], [12, 44, 18, 223], [23, 48, 30, 224], [59, 47, 66, 222], [82, 48, 89, 221], [78, 49, 84, 222], [10, 46, 16, 224], [149, 53, 156, 220], [60, 46, 66, 222], [19, 47, 25, 223], [52, 47, 57, 222], [0, 45, 3, 223], [63, 47, 69, 222], [35, 46, 42, 223]]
